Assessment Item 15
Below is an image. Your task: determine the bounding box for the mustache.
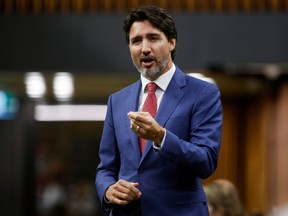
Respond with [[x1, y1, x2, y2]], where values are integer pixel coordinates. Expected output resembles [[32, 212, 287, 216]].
[[140, 55, 156, 62]]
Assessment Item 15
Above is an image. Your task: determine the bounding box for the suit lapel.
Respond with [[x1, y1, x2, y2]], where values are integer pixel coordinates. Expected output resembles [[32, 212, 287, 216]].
[[156, 77, 186, 126], [125, 81, 143, 157]]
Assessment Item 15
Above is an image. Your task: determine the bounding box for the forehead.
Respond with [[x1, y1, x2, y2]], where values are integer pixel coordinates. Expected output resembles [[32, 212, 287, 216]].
[[129, 20, 164, 38]]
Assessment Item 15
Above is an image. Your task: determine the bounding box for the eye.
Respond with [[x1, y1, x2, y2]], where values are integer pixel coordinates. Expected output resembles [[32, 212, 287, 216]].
[[148, 33, 161, 43], [151, 36, 158, 41], [131, 37, 141, 45]]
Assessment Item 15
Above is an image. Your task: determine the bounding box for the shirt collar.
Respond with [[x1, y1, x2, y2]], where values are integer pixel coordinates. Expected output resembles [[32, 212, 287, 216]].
[[141, 63, 176, 92]]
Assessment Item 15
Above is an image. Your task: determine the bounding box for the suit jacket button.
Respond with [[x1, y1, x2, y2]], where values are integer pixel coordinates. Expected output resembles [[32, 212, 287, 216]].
[[138, 168, 144, 174]]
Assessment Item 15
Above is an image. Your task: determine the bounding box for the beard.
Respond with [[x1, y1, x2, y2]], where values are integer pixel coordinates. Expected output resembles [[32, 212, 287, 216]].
[[132, 54, 169, 79]]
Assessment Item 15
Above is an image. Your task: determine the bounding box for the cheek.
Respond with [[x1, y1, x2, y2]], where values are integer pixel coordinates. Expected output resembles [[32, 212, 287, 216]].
[[130, 52, 138, 62], [157, 45, 172, 57], [130, 47, 140, 58]]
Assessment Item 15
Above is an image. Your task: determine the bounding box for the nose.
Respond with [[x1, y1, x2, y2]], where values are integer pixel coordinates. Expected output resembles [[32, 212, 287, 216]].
[[141, 40, 151, 55]]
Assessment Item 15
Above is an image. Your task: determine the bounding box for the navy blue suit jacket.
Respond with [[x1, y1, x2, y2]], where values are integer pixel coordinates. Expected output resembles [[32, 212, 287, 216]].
[[96, 67, 222, 216]]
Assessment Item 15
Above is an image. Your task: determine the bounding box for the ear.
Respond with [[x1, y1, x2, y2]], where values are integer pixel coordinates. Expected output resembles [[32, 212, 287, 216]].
[[169, 38, 176, 51]]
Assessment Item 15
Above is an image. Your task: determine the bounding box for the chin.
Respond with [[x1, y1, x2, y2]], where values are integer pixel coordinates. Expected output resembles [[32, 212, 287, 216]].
[[142, 69, 160, 79]]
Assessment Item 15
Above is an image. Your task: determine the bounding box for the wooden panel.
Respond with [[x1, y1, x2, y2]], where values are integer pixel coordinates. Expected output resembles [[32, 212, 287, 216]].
[[255, 0, 267, 11], [186, 0, 196, 11], [32, 0, 42, 14], [227, 0, 239, 12], [158, 0, 168, 8], [274, 82, 288, 206], [269, 0, 280, 11], [214, 0, 224, 12], [72, 0, 84, 13], [60, 0, 70, 14], [244, 96, 271, 213], [4, 0, 14, 14], [16, 0, 28, 13], [103, 0, 113, 12], [1, 0, 288, 14], [205, 94, 275, 215], [88, 0, 98, 13], [115, 0, 126, 11], [43, 0, 57, 13], [168, 0, 183, 11], [242, 0, 252, 12]]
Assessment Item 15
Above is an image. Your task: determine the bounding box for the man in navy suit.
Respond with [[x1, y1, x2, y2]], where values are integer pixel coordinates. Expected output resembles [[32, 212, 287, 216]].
[[95, 5, 222, 216]]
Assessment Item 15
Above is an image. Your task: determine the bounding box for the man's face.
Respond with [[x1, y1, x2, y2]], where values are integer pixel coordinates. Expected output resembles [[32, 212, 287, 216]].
[[128, 20, 176, 80]]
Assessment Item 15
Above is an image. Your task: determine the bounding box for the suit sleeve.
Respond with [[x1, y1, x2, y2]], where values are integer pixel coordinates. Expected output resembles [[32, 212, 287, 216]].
[[95, 96, 119, 209], [159, 83, 223, 179]]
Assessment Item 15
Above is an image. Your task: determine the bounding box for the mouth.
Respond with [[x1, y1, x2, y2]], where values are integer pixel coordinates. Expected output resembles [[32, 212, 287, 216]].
[[141, 56, 155, 67]]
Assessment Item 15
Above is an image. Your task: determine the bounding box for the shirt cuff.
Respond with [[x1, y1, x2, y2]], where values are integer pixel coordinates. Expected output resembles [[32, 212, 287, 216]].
[[102, 188, 114, 211], [153, 129, 166, 150], [103, 196, 113, 212]]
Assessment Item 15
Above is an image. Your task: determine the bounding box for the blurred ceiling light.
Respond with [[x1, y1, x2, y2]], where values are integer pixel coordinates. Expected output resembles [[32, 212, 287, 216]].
[[187, 73, 216, 84], [24, 72, 46, 99], [34, 104, 107, 121], [53, 72, 74, 102], [263, 64, 281, 80]]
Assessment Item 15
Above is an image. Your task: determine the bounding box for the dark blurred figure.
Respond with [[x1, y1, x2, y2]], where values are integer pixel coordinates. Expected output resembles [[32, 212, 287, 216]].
[[40, 160, 67, 216], [204, 179, 247, 216]]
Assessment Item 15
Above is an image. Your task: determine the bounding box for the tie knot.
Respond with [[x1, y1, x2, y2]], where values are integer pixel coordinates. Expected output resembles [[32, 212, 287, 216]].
[[146, 82, 157, 93]]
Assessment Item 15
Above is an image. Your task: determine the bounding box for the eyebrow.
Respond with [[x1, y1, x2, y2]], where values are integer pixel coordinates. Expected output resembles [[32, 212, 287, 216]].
[[147, 33, 161, 37], [130, 33, 161, 42]]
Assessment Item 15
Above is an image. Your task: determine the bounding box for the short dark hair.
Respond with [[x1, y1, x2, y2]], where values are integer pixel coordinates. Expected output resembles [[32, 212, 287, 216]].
[[123, 5, 178, 60]]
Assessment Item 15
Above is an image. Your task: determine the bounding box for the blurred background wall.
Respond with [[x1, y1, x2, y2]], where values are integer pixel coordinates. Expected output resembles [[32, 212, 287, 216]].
[[1, 0, 288, 216]]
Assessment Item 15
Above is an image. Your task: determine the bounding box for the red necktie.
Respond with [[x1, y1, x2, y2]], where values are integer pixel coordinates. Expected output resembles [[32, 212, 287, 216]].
[[139, 82, 158, 153]]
